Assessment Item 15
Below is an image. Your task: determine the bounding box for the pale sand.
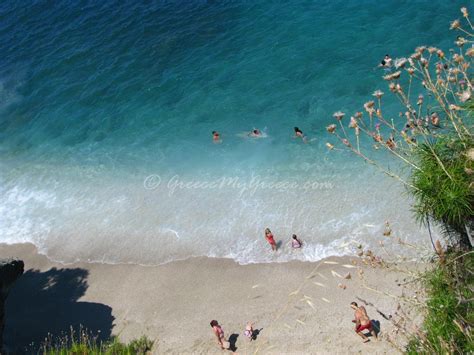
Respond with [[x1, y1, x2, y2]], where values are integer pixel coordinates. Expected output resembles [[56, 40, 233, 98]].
[[1, 243, 419, 354]]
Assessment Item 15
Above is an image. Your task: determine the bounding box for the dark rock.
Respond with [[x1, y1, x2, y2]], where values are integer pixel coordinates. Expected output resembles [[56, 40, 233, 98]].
[[0, 259, 24, 349]]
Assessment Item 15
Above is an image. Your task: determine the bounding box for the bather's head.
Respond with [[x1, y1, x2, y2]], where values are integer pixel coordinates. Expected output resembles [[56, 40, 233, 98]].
[[210, 320, 219, 327], [350, 302, 358, 310]]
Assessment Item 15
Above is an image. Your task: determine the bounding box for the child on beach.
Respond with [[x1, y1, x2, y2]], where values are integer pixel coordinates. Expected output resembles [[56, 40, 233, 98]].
[[291, 234, 302, 248], [210, 320, 230, 349], [265, 228, 277, 251], [244, 321, 255, 341]]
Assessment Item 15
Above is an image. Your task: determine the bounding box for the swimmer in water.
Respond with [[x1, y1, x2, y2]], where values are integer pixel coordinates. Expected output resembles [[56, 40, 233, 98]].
[[248, 129, 261, 137], [212, 131, 222, 143], [293, 127, 308, 143], [379, 54, 392, 68]]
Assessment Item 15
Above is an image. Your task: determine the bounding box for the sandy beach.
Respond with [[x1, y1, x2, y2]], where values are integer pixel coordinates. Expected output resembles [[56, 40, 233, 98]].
[[1, 243, 420, 354]]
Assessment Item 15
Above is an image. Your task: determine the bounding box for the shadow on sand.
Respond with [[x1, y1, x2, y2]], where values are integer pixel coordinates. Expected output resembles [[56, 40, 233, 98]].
[[4, 267, 114, 352]]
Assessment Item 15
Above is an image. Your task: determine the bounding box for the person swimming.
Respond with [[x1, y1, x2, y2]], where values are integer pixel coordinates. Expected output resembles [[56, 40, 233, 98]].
[[212, 131, 221, 143], [294, 127, 303, 137], [380, 54, 392, 68], [293, 127, 308, 143], [248, 129, 261, 137]]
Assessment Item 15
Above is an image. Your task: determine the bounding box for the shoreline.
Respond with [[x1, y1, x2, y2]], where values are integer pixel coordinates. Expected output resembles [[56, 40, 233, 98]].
[[1, 242, 420, 354]]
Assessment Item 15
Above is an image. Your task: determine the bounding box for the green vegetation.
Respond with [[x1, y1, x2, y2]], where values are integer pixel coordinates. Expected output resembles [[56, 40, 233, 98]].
[[406, 251, 474, 354], [41, 330, 154, 355], [411, 136, 473, 248]]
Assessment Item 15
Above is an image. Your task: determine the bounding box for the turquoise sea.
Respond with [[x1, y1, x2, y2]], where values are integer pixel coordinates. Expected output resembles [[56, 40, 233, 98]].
[[0, 1, 464, 264]]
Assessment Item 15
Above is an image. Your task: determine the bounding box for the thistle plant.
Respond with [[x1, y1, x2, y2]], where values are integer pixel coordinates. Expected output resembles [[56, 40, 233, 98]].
[[326, 7, 474, 249]]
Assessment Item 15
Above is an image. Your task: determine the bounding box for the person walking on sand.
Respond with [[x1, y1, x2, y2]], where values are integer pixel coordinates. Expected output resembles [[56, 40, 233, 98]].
[[350, 302, 378, 343], [265, 228, 277, 251], [291, 234, 302, 248], [210, 320, 230, 349]]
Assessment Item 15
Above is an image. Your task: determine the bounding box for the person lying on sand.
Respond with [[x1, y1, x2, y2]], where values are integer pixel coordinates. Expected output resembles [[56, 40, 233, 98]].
[[210, 320, 230, 349], [350, 302, 377, 343], [265, 228, 277, 251]]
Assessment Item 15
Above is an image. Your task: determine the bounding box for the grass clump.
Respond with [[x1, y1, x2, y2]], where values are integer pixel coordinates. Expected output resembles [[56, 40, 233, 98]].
[[410, 136, 474, 248], [406, 251, 474, 354], [40, 327, 154, 355]]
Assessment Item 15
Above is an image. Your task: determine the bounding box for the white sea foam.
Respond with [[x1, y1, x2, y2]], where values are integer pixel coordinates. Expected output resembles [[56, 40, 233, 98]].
[[0, 160, 434, 266]]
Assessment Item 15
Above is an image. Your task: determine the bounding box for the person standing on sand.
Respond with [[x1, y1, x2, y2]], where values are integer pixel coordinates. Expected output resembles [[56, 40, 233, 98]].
[[265, 228, 277, 251], [350, 302, 378, 343], [210, 320, 229, 349]]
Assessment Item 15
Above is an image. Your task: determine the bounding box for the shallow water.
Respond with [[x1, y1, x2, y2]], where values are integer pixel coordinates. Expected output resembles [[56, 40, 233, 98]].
[[0, 0, 462, 264]]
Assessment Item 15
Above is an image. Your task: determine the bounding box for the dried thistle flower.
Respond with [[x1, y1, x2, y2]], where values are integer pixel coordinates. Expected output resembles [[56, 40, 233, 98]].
[[448, 76, 456, 83], [342, 138, 350, 147], [354, 111, 363, 119], [449, 104, 462, 111], [437, 49, 445, 58], [372, 90, 384, 99], [458, 90, 471, 102], [415, 46, 426, 53], [406, 67, 415, 75], [326, 124, 337, 133], [410, 52, 422, 60], [461, 7, 469, 18], [325, 142, 334, 150], [383, 71, 401, 81], [420, 57, 428, 67], [394, 58, 407, 69], [466, 47, 474, 57], [453, 54, 464, 63], [349, 116, 357, 128], [333, 111, 345, 120], [450, 19, 460, 30], [364, 101, 375, 109], [427, 46, 437, 54], [417, 94, 424, 106], [455, 37, 466, 47], [389, 82, 397, 92]]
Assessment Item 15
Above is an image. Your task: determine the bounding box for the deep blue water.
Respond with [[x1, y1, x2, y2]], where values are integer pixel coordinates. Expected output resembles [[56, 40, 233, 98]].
[[0, 1, 464, 264]]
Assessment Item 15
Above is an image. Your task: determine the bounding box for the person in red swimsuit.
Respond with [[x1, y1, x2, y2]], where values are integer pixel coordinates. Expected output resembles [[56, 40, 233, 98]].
[[265, 228, 277, 251], [212, 131, 221, 143], [351, 302, 378, 343]]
